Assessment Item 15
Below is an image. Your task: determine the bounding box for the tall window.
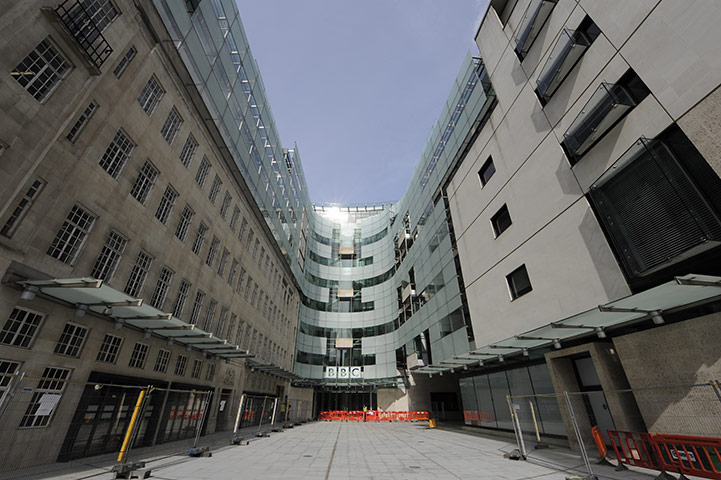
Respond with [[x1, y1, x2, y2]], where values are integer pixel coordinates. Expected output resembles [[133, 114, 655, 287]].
[[11, 38, 70, 102], [507, 264, 532, 300], [178, 134, 198, 167], [113, 45, 136, 78], [244, 276, 253, 301], [1, 360, 21, 393], [1, 307, 44, 348], [491, 204, 512, 237], [228, 259, 238, 286], [195, 157, 211, 187], [478, 156, 495, 187], [47, 205, 95, 264], [129, 161, 159, 205], [19, 367, 70, 428], [124, 250, 153, 297], [205, 363, 215, 381], [155, 185, 178, 224], [160, 107, 183, 144], [175, 205, 194, 242], [206, 236, 219, 267], [202, 299, 217, 331], [174, 355, 187, 376], [236, 267, 246, 293], [216, 306, 228, 338], [217, 249, 229, 276], [191, 223, 207, 255], [189, 290, 205, 325], [154, 349, 170, 372], [1, 179, 45, 238], [137, 75, 164, 115], [238, 218, 247, 243], [54, 323, 88, 357], [219, 191, 231, 218], [96, 334, 122, 363], [66, 102, 98, 143], [245, 229, 254, 250], [128, 343, 149, 369], [208, 175, 222, 204], [172, 280, 191, 318], [99, 129, 134, 179], [90, 230, 127, 281], [149, 266, 174, 309], [191, 359, 202, 379], [230, 207, 240, 231]]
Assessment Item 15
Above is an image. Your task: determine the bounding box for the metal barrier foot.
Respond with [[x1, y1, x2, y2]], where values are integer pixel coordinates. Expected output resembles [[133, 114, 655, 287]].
[[111, 462, 150, 479], [614, 461, 628, 471], [256, 432, 270, 438], [653, 473, 675, 480], [504, 449, 526, 461]]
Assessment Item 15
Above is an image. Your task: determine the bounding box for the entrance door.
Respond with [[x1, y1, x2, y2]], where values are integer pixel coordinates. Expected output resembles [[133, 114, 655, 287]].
[[574, 357, 615, 444]]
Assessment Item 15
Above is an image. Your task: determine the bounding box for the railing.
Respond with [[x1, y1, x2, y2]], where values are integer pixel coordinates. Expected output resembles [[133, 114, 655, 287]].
[[536, 28, 591, 101], [54, 0, 113, 69], [515, 0, 557, 57]]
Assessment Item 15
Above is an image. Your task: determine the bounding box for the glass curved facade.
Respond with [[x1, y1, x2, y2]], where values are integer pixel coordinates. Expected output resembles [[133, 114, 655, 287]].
[[154, 0, 496, 388]]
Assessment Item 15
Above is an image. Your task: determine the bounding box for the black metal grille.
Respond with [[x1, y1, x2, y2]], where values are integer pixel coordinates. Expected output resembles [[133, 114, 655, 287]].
[[55, 0, 113, 69]]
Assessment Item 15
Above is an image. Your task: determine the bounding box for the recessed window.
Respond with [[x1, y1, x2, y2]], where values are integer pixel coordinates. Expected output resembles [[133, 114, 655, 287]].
[[217, 249, 229, 276], [160, 107, 183, 144], [178, 134, 198, 167], [220, 191, 232, 218], [154, 349, 170, 372], [191, 223, 207, 255], [507, 265, 533, 300], [175, 205, 194, 242], [99, 129, 134, 179], [47, 205, 95, 264], [113, 46, 136, 78], [209, 175, 222, 204], [66, 102, 98, 143], [0, 360, 22, 392], [96, 334, 122, 363], [191, 359, 202, 379], [478, 156, 496, 187], [137, 75, 164, 116], [90, 230, 127, 281], [202, 299, 217, 331], [128, 343, 149, 369], [1, 178, 46, 238], [195, 157, 211, 187], [124, 250, 153, 297], [172, 279, 191, 318], [11, 38, 70, 102], [129, 161, 159, 205], [189, 290, 205, 325], [155, 185, 178, 224], [491, 204, 512, 237], [1, 307, 44, 348], [205, 363, 215, 381], [20, 367, 70, 428], [206, 236, 219, 267], [149, 266, 174, 309], [174, 354, 188, 376], [54, 323, 88, 357]]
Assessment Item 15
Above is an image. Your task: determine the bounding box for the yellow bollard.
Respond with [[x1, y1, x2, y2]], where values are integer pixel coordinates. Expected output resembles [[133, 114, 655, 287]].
[[117, 388, 147, 463]]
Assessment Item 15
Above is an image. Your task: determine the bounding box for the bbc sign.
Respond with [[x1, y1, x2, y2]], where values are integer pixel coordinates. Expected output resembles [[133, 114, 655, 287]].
[[325, 367, 363, 379]]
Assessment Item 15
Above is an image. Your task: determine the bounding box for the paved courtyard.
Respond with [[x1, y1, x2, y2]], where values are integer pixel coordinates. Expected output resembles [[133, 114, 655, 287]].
[[7, 422, 666, 480]]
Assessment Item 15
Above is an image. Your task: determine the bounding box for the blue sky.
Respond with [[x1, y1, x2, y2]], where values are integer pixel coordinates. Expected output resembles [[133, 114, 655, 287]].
[[236, 1, 490, 204]]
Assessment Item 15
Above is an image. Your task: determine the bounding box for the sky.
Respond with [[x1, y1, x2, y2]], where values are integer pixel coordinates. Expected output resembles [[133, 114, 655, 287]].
[[236, 1, 490, 205]]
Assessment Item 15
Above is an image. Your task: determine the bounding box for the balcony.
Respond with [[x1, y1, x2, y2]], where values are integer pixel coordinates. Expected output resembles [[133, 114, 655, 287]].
[[54, 0, 113, 71], [563, 82, 636, 163], [515, 0, 557, 57], [536, 28, 591, 101]]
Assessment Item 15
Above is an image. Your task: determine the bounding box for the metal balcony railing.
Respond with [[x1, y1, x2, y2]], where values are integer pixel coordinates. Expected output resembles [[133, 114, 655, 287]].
[[54, 0, 113, 69], [515, 0, 557, 57], [536, 28, 591, 101]]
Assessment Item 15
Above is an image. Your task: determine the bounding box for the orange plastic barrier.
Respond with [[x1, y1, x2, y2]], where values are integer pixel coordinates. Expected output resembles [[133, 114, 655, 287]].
[[654, 434, 721, 479], [592, 426, 608, 459], [608, 430, 663, 471]]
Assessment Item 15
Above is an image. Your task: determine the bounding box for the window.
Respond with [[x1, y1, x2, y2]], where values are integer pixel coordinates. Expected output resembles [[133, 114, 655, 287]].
[[124, 250, 153, 297], [191, 223, 207, 255], [54, 323, 88, 357], [174, 355, 187, 376], [258, 247, 265, 269], [149, 266, 174, 309], [189, 290, 205, 325], [178, 134, 198, 167], [219, 192, 231, 219], [252, 239, 259, 260], [230, 207, 240, 231], [70, 0, 118, 31], [216, 306, 228, 338], [19, 367, 70, 428], [96, 334, 122, 363], [478, 156, 495, 187], [205, 363, 215, 381], [202, 299, 217, 331], [66, 101, 98, 143], [208, 175, 222, 204], [250, 284, 258, 307], [195, 157, 211, 187], [128, 343, 149, 369], [491, 204, 512, 237], [0, 360, 21, 392], [206, 236, 219, 267], [507, 265, 533, 300], [244, 276, 252, 301], [236, 267, 246, 293], [191, 359, 202, 379], [245, 228, 254, 250], [137, 75, 164, 115], [228, 259, 238, 286], [160, 107, 183, 144], [47, 205, 95, 264], [227, 313, 237, 341], [238, 218, 247, 243], [90, 230, 127, 280], [129, 161, 159, 205], [217, 249, 229, 276], [175, 205, 194, 242], [154, 349, 170, 372], [1, 178, 45, 238], [11, 38, 70, 102], [113, 46, 136, 78], [99, 129, 134, 179], [1, 307, 44, 348], [172, 279, 191, 318], [155, 185, 178, 224]]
